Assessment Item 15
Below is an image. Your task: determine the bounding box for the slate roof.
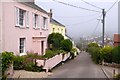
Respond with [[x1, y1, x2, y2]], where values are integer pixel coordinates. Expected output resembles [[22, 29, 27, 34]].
[[50, 18, 65, 27], [20, 2, 49, 14], [65, 34, 73, 40]]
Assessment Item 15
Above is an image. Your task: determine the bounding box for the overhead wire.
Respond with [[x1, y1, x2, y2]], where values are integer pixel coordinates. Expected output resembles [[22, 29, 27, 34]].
[[52, 0, 101, 13], [81, 0, 102, 10], [54, 13, 99, 18], [65, 15, 102, 26], [106, 0, 119, 13], [52, 0, 119, 37], [92, 14, 103, 36]]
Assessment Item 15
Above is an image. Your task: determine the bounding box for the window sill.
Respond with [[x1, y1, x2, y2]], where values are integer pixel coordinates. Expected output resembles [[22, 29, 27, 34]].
[[15, 25, 26, 29], [19, 52, 27, 56], [41, 28, 48, 31], [33, 27, 40, 30]]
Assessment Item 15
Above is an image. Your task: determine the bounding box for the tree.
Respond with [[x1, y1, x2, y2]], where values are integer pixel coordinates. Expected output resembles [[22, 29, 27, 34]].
[[112, 46, 120, 64], [60, 39, 73, 52], [47, 33, 64, 50], [88, 42, 99, 48]]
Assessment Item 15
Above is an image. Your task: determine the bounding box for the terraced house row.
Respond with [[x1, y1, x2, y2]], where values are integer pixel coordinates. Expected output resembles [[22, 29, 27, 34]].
[[0, 0, 71, 55]]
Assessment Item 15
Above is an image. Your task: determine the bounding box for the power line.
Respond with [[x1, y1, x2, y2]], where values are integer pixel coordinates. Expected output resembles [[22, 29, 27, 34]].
[[54, 13, 99, 18], [81, 0, 102, 10], [106, 0, 119, 13], [92, 15, 102, 36], [65, 15, 101, 26], [52, 0, 101, 13]]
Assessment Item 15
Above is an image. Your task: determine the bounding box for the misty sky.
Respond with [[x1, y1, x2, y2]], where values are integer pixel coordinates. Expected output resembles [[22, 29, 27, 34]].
[[35, 0, 118, 40]]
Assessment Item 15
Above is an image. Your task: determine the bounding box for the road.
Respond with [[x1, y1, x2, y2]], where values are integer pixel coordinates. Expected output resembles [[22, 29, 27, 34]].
[[47, 51, 107, 78]]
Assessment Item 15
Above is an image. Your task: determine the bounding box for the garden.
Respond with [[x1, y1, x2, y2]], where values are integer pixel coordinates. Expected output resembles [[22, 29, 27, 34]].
[[1, 33, 79, 79]]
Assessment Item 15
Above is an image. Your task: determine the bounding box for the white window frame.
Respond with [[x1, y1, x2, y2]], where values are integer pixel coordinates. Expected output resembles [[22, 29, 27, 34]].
[[19, 38, 26, 53], [15, 7, 26, 28], [15, 7, 19, 26], [26, 11, 29, 28], [33, 13, 40, 29], [42, 16, 48, 29]]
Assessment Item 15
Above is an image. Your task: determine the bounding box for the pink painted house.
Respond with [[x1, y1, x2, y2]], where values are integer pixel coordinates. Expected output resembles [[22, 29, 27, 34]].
[[0, 0, 50, 55]]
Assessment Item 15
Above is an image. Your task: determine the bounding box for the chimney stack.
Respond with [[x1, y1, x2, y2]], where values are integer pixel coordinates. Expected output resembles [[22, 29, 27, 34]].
[[49, 9, 52, 18]]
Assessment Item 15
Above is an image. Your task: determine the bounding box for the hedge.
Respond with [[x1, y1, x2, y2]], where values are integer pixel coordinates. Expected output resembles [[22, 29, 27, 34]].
[[87, 43, 120, 64]]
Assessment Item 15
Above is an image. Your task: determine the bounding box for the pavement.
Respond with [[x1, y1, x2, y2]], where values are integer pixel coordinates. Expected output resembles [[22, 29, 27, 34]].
[[101, 65, 119, 78], [12, 70, 52, 78]]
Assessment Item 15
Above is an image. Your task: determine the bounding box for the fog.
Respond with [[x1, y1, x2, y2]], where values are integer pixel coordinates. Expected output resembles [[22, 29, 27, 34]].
[[36, 0, 118, 42]]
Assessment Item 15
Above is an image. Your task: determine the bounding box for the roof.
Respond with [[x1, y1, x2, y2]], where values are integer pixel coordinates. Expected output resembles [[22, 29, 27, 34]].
[[114, 34, 120, 42], [50, 18, 65, 27], [20, 2, 49, 15], [65, 34, 72, 40]]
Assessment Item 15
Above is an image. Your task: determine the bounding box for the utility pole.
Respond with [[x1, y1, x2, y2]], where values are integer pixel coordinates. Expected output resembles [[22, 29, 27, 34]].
[[102, 9, 106, 47]]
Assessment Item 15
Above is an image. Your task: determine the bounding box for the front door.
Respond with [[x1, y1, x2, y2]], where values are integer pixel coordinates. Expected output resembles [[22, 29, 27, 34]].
[[41, 41, 44, 55]]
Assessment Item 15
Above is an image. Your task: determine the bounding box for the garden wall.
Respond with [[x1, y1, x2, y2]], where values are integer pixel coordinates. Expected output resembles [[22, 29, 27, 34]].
[[36, 53, 70, 71]]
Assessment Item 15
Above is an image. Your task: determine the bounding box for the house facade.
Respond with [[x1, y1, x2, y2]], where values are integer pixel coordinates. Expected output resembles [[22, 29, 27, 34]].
[[50, 18, 66, 38], [0, 1, 50, 55]]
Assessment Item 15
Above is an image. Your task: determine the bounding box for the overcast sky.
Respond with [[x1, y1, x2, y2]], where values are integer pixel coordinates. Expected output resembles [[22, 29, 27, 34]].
[[35, 0, 118, 40]]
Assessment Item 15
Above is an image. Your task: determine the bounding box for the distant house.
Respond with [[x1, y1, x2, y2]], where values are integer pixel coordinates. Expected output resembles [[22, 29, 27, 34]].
[[49, 9, 67, 39], [114, 34, 120, 47], [50, 18, 66, 37], [0, 0, 50, 55]]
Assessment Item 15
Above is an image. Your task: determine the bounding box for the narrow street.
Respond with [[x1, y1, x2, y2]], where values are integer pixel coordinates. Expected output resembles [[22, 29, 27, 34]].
[[47, 51, 107, 78]]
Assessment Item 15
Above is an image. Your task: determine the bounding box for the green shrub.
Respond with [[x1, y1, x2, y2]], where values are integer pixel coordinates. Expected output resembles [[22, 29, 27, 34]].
[[70, 48, 77, 59], [88, 42, 99, 48], [60, 39, 73, 52], [47, 33, 64, 50], [42, 50, 57, 59], [71, 48, 77, 53], [2, 52, 14, 76], [1, 52, 14, 80], [24, 62, 35, 71], [23, 56, 42, 72], [112, 46, 120, 64], [88, 47, 101, 64], [24, 61, 42, 72], [13, 56, 25, 70], [115, 74, 120, 79], [100, 46, 113, 63], [13, 53, 43, 72], [59, 50, 66, 54], [26, 53, 37, 58]]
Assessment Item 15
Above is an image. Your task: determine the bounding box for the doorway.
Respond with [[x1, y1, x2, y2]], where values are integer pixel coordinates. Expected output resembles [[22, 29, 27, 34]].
[[41, 41, 44, 55]]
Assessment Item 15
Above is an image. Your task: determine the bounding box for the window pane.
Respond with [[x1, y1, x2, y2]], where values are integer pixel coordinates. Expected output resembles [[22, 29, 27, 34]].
[[37, 16, 40, 28], [19, 9, 25, 26], [19, 38, 25, 53], [43, 17, 47, 29]]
